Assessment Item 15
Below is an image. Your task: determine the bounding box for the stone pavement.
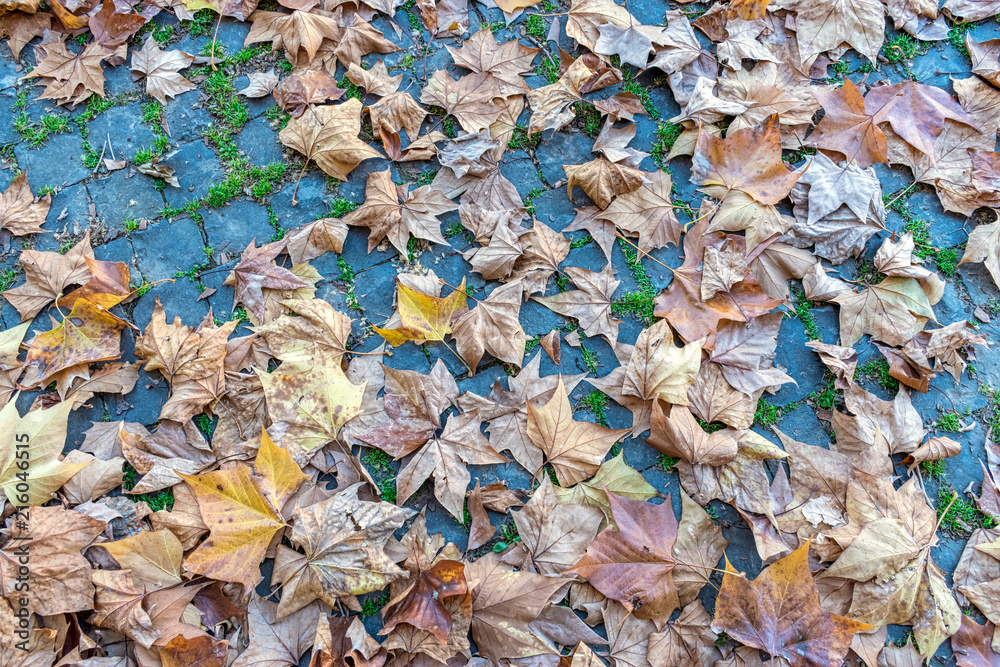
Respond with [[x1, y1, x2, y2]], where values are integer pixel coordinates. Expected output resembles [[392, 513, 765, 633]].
[[4, 4, 1000, 663]]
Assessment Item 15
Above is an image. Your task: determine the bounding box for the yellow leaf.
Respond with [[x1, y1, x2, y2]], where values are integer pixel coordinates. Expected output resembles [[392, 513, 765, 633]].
[[373, 278, 469, 346], [0, 397, 90, 506], [179, 464, 285, 590], [253, 429, 308, 514]]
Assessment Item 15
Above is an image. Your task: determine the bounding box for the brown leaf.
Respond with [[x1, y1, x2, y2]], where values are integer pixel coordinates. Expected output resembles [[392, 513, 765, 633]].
[[599, 170, 682, 252], [564, 157, 646, 210], [806, 78, 898, 168], [952, 614, 1000, 667], [381, 559, 468, 643], [0, 171, 51, 238], [448, 28, 540, 96], [0, 505, 105, 615], [569, 491, 680, 628], [345, 60, 401, 96], [527, 377, 629, 485], [533, 264, 621, 349], [231, 599, 322, 667], [452, 280, 526, 369], [159, 634, 228, 667], [3, 230, 91, 320], [89, 1, 146, 50], [367, 90, 427, 141], [647, 402, 739, 466], [279, 97, 382, 181], [692, 114, 800, 204], [273, 67, 345, 117], [713, 543, 874, 666], [344, 168, 457, 255], [466, 553, 569, 662], [512, 476, 603, 575], [420, 69, 504, 133], [27, 35, 108, 106], [396, 411, 506, 520]]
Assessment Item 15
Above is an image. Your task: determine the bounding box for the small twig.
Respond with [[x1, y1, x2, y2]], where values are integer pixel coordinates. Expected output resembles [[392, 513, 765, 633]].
[[209, 13, 223, 71], [929, 384, 958, 415], [438, 278, 481, 303]]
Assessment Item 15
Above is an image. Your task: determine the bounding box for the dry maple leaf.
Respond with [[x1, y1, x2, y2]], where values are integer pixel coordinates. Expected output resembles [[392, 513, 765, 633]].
[[27, 36, 107, 106], [58, 256, 131, 312], [806, 78, 898, 169], [785, 0, 884, 66], [865, 81, 975, 157], [373, 277, 469, 347], [599, 169, 683, 252], [511, 476, 603, 575], [135, 299, 237, 423], [466, 554, 569, 662], [0, 398, 88, 508], [654, 218, 782, 345], [452, 280, 526, 370], [691, 113, 800, 205], [279, 98, 382, 181], [345, 60, 402, 96], [834, 277, 937, 347], [272, 67, 345, 117], [286, 484, 414, 602], [565, 0, 633, 51], [447, 28, 540, 96], [226, 240, 310, 324], [0, 12, 52, 60], [366, 91, 427, 141], [21, 298, 127, 389], [961, 212, 1000, 289], [396, 411, 507, 520], [647, 402, 739, 466], [3, 230, 92, 321], [0, 504, 105, 615], [232, 598, 322, 667], [89, 3, 146, 52], [0, 170, 51, 237], [622, 318, 705, 405], [256, 357, 366, 453], [533, 264, 621, 349], [568, 491, 681, 628], [420, 69, 504, 133], [381, 559, 468, 642], [525, 57, 592, 135], [952, 615, 1000, 666], [256, 298, 352, 373], [527, 377, 629, 485], [344, 168, 457, 255], [159, 635, 228, 667], [564, 157, 646, 210], [551, 452, 657, 517], [712, 542, 874, 667], [101, 528, 184, 593], [179, 453, 292, 590]]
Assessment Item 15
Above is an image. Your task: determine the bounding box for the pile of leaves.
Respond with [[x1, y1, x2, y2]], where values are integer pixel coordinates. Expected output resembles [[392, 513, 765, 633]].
[[5, 0, 1000, 663]]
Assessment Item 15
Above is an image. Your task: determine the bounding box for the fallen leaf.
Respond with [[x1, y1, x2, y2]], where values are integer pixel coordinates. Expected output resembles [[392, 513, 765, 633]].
[[712, 542, 874, 666], [0, 171, 51, 237], [279, 98, 382, 181], [806, 78, 898, 168], [130, 36, 196, 105]]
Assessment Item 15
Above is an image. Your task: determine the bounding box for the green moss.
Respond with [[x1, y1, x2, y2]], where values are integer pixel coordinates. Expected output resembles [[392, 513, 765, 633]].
[[186, 9, 216, 36], [122, 462, 175, 511], [0, 268, 17, 292], [948, 20, 972, 60], [657, 454, 678, 472], [937, 487, 995, 533], [854, 358, 899, 393], [570, 234, 593, 249], [883, 33, 927, 63], [920, 459, 946, 479], [535, 53, 560, 84], [791, 286, 820, 341], [524, 186, 545, 216], [652, 122, 682, 170], [581, 345, 600, 375], [193, 414, 216, 438], [361, 593, 389, 617], [610, 238, 656, 325], [508, 125, 540, 151], [486, 19, 506, 33], [753, 398, 781, 427], [525, 14, 547, 38], [934, 411, 962, 432], [578, 390, 610, 426], [574, 102, 602, 138], [782, 146, 817, 165]]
